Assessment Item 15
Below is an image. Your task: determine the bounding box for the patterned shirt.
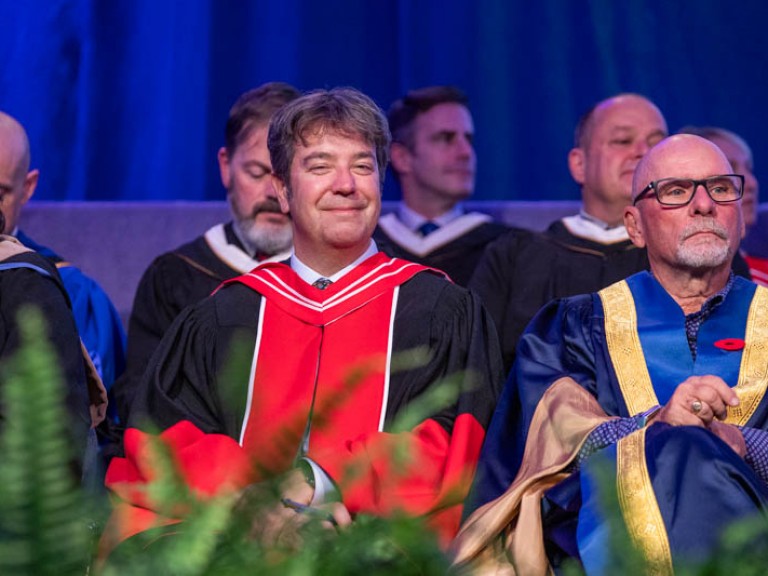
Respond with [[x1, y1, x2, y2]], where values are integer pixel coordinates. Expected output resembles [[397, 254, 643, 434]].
[[572, 273, 768, 486], [684, 273, 734, 360]]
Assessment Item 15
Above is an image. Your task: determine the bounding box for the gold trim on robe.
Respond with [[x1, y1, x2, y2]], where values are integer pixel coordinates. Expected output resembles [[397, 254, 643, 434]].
[[616, 429, 674, 576], [598, 282, 658, 415], [451, 377, 613, 575], [600, 281, 768, 425], [728, 285, 768, 425]]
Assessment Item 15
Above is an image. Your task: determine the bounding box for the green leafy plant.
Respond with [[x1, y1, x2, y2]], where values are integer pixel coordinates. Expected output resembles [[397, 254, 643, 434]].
[[13, 304, 768, 575], [0, 306, 94, 576]]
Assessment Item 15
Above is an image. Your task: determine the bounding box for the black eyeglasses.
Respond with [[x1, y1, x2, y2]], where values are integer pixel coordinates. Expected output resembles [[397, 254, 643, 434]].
[[633, 174, 744, 206]]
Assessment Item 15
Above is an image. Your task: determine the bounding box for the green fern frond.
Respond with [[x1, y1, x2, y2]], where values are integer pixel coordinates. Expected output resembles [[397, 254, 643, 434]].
[[0, 305, 91, 576], [98, 431, 239, 576]]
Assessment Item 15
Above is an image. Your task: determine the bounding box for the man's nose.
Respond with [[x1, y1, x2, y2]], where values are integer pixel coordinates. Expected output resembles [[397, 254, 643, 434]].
[[333, 168, 356, 193], [633, 139, 651, 157], [690, 183, 716, 213], [456, 135, 474, 158], [265, 179, 278, 199]]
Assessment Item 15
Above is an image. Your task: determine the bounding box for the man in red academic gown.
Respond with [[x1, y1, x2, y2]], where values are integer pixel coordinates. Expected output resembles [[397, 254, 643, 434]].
[[104, 87, 503, 553]]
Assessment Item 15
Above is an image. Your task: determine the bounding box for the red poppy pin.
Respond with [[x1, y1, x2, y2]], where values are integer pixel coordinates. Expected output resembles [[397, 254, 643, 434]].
[[714, 338, 745, 351]]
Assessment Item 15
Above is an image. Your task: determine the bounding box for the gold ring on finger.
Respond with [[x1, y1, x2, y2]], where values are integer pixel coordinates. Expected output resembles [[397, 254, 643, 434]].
[[691, 399, 703, 414]]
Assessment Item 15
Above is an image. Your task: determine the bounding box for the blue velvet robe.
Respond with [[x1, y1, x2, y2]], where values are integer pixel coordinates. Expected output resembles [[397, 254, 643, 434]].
[[468, 271, 768, 571], [17, 230, 126, 390]]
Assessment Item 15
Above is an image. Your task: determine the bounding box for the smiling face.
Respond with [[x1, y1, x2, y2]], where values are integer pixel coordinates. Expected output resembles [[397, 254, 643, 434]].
[[626, 135, 744, 276], [569, 95, 667, 218], [219, 123, 292, 256], [273, 129, 381, 269], [392, 102, 476, 207]]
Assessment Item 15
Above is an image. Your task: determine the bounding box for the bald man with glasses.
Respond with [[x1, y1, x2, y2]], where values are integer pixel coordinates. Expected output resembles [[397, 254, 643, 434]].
[[454, 134, 768, 575]]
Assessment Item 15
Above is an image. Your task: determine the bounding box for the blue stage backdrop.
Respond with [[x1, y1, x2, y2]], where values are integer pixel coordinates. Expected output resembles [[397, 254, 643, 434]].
[[1, 0, 766, 203]]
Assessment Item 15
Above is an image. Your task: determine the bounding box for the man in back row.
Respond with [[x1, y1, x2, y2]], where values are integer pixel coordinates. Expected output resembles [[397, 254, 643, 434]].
[[113, 82, 300, 422], [374, 85, 509, 286], [470, 94, 667, 372], [0, 111, 125, 391], [470, 93, 752, 374], [0, 210, 103, 483], [103, 87, 503, 552]]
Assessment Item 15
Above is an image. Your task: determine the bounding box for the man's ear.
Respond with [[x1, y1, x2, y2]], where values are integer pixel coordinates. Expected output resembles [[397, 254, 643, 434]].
[[273, 175, 291, 214], [567, 147, 586, 185], [624, 206, 646, 248], [22, 169, 38, 204], [217, 147, 231, 190], [389, 142, 412, 176]]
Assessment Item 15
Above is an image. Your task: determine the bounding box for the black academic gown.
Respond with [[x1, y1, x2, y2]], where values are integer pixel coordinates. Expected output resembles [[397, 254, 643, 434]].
[[373, 216, 511, 286], [469, 221, 646, 375], [114, 222, 254, 423], [0, 250, 91, 466]]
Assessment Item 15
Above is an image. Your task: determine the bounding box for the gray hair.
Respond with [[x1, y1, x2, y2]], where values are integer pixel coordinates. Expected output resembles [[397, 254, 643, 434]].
[[268, 87, 390, 186]]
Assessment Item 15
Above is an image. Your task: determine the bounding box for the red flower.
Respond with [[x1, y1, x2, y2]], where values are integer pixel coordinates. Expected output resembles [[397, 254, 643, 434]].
[[714, 338, 745, 351]]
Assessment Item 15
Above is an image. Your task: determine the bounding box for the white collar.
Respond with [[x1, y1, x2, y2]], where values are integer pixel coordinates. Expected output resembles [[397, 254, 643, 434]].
[[560, 214, 630, 244], [290, 240, 378, 285], [204, 224, 290, 272], [397, 202, 465, 231], [577, 209, 623, 231]]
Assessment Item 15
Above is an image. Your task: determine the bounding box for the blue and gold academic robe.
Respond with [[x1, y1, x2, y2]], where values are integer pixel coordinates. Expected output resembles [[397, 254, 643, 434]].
[[456, 271, 768, 574]]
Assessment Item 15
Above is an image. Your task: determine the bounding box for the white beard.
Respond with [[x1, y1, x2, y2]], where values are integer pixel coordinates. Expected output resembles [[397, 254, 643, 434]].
[[676, 241, 730, 269], [675, 219, 731, 269], [234, 217, 293, 256]]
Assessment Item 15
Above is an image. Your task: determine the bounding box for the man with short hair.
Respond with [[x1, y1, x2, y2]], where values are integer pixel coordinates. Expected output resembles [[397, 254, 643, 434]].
[[0, 111, 125, 391], [373, 85, 508, 286], [455, 134, 768, 573], [104, 88, 503, 552], [113, 82, 300, 421], [471, 93, 669, 373]]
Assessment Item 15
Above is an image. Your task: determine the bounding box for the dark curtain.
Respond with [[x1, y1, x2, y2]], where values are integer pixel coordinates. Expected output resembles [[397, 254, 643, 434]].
[[1, 0, 766, 202]]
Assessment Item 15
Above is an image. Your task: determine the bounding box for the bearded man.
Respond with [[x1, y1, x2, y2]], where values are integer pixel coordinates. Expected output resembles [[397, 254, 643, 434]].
[[113, 82, 300, 422]]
